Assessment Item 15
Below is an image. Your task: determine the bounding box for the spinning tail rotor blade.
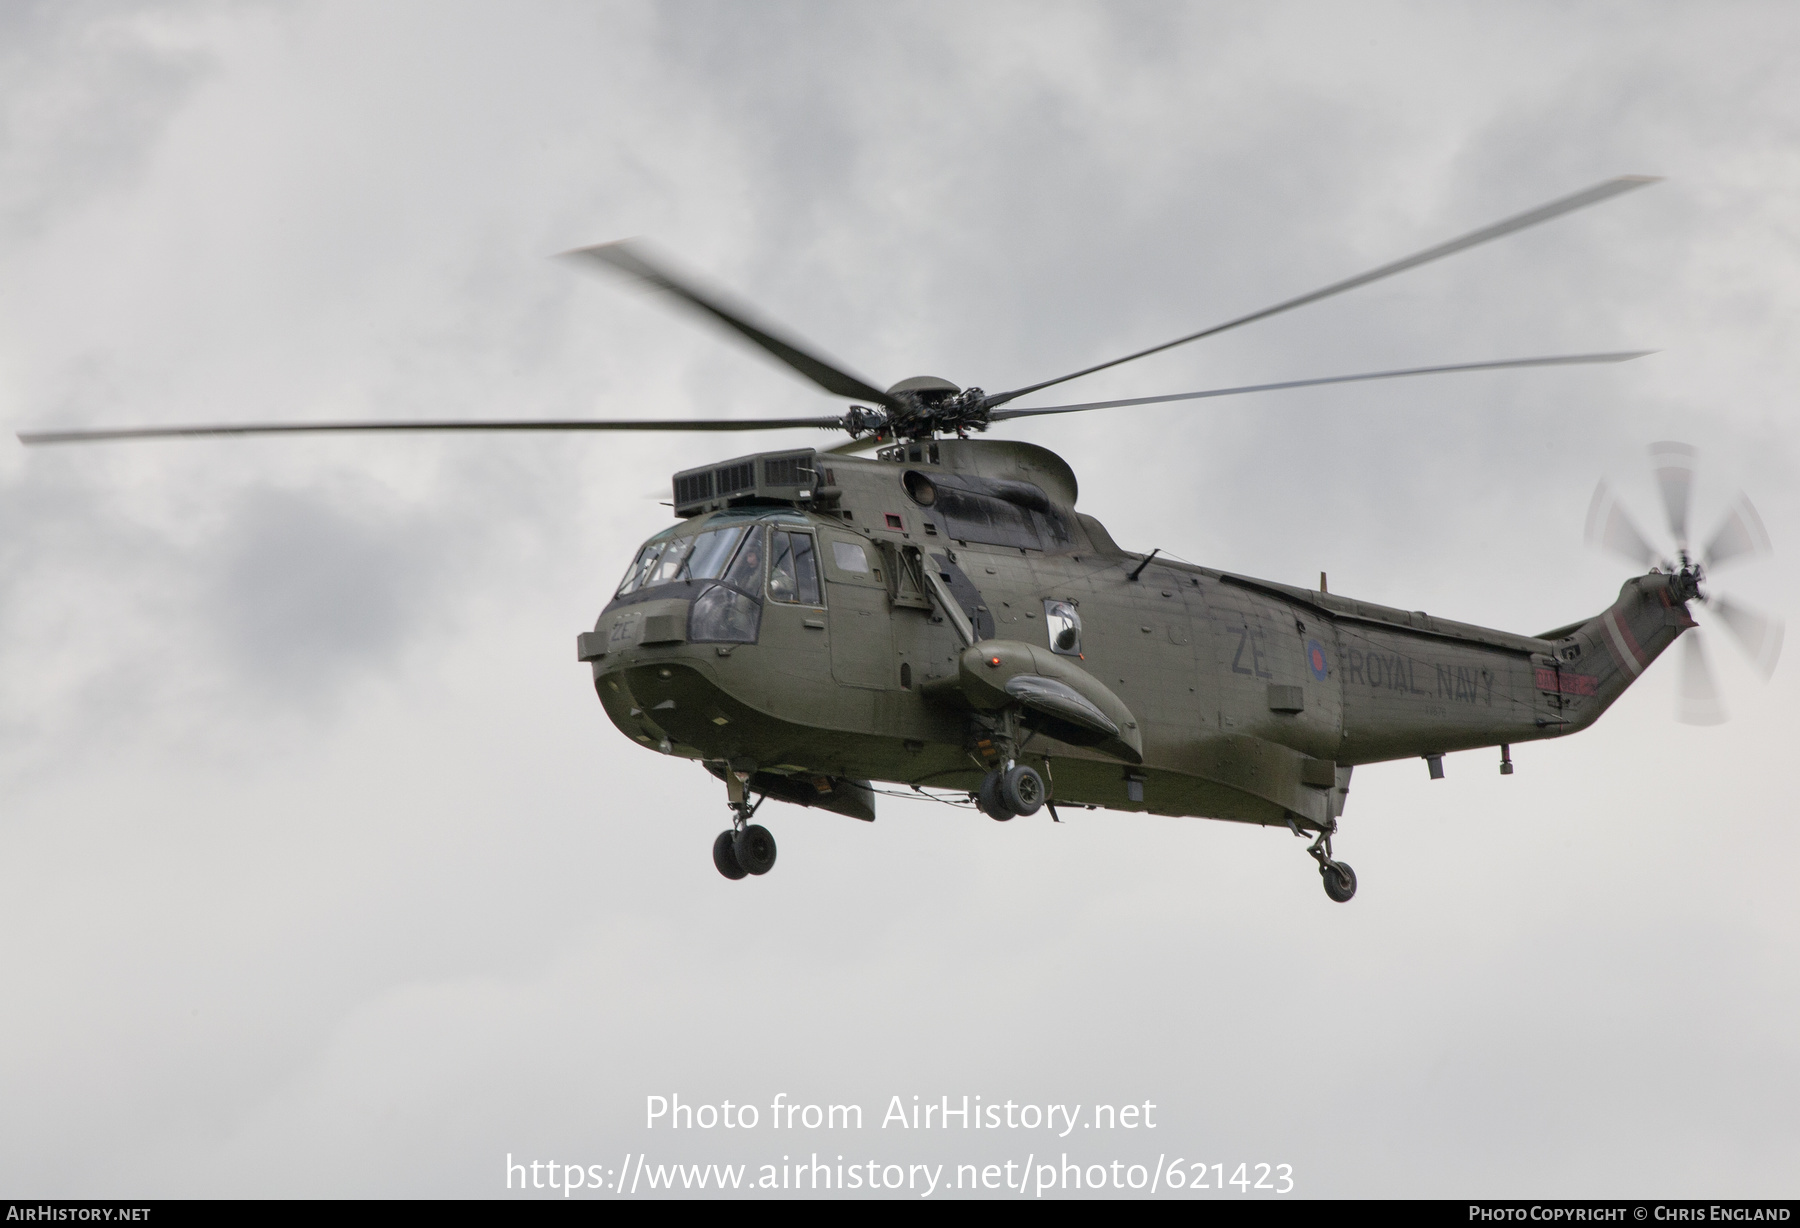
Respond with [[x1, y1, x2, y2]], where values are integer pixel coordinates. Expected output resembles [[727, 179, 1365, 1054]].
[[1585, 481, 1661, 569], [1677, 632, 1727, 725], [983, 175, 1660, 408], [562, 240, 898, 408], [1703, 493, 1772, 572], [1711, 596, 1784, 679], [1649, 441, 1697, 549]]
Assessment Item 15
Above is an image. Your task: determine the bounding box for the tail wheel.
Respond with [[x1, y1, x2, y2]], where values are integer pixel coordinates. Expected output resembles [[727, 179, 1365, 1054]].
[[1321, 860, 1357, 903]]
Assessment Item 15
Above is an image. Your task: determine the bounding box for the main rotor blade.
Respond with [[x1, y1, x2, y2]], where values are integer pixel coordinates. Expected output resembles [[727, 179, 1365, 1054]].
[[1584, 481, 1662, 570], [563, 240, 898, 408], [988, 352, 1651, 421], [984, 175, 1661, 408], [1677, 631, 1727, 725], [17, 416, 846, 445], [1710, 595, 1783, 679], [1703, 493, 1772, 572], [1649, 440, 1697, 549]]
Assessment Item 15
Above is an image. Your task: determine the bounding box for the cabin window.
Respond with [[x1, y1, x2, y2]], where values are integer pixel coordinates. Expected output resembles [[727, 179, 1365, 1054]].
[[769, 531, 821, 605], [830, 540, 871, 574], [1045, 599, 1082, 656]]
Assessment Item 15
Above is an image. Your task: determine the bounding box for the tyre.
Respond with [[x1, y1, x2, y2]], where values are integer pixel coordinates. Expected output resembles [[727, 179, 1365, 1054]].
[[999, 765, 1045, 816], [713, 830, 747, 880], [734, 824, 778, 875], [977, 771, 1012, 821], [1321, 860, 1357, 903]]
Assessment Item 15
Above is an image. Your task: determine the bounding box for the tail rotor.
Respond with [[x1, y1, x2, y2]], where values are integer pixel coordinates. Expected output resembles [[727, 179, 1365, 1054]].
[[1677, 633, 1726, 726], [1585, 441, 1783, 724], [1650, 440, 1697, 553], [1585, 481, 1663, 570]]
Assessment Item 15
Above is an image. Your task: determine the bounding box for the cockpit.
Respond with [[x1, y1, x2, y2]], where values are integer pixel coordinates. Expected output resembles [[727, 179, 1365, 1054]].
[[609, 510, 822, 645], [615, 522, 755, 597]]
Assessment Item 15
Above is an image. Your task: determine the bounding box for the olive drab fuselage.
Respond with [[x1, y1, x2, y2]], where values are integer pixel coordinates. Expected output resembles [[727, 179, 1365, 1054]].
[[581, 438, 1691, 831]]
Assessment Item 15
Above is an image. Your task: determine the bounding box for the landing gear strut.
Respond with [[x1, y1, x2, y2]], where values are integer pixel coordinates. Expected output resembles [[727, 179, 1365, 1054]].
[[969, 714, 1048, 822], [1300, 819, 1357, 903], [714, 772, 777, 880]]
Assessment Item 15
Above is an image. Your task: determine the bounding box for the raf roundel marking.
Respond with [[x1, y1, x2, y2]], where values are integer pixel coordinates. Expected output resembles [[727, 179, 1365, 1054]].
[[1306, 639, 1330, 681]]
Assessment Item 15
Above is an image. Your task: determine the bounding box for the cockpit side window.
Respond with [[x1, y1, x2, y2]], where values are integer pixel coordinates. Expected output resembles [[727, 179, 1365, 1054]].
[[768, 530, 821, 605]]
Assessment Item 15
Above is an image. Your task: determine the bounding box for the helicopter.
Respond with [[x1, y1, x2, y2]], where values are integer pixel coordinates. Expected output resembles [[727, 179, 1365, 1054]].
[[20, 175, 1783, 902]]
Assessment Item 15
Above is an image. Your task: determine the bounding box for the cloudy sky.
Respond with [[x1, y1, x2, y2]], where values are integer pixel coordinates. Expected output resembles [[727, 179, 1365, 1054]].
[[2, 0, 1796, 1198]]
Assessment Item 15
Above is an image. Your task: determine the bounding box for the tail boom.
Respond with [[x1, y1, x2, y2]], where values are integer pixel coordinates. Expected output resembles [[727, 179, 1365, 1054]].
[[1329, 572, 1693, 765]]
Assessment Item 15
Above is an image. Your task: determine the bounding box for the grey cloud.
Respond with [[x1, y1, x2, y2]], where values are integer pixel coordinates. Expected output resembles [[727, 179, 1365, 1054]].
[[0, 1, 211, 240], [198, 484, 453, 701]]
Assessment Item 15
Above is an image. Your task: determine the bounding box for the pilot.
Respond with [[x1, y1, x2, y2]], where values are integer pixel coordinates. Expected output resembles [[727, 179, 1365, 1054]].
[[724, 528, 764, 593], [767, 535, 797, 602]]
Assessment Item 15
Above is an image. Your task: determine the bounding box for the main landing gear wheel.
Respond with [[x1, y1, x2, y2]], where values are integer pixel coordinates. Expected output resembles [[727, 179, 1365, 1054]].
[[713, 830, 747, 880], [733, 824, 777, 875], [1000, 765, 1044, 816], [977, 765, 1046, 820], [1320, 860, 1357, 903], [977, 771, 1012, 821]]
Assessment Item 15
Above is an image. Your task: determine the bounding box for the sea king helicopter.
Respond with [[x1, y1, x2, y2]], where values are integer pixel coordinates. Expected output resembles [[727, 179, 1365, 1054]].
[[21, 176, 1784, 901]]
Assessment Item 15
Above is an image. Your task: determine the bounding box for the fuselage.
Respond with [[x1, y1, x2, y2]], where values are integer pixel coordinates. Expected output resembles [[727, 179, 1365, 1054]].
[[581, 438, 1690, 831]]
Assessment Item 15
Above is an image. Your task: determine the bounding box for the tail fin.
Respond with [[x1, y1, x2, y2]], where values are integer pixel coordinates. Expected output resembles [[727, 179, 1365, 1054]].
[[1537, 573, 1696, 732]]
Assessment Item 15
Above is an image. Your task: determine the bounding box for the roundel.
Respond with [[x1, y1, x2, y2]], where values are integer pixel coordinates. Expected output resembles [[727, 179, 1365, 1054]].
[[1306, 639, 1329, 681]]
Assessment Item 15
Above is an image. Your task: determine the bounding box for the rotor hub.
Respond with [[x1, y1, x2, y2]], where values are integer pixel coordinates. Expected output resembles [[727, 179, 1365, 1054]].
[[1670, 562, 1705, 604], [845, 377, 991, 441]]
